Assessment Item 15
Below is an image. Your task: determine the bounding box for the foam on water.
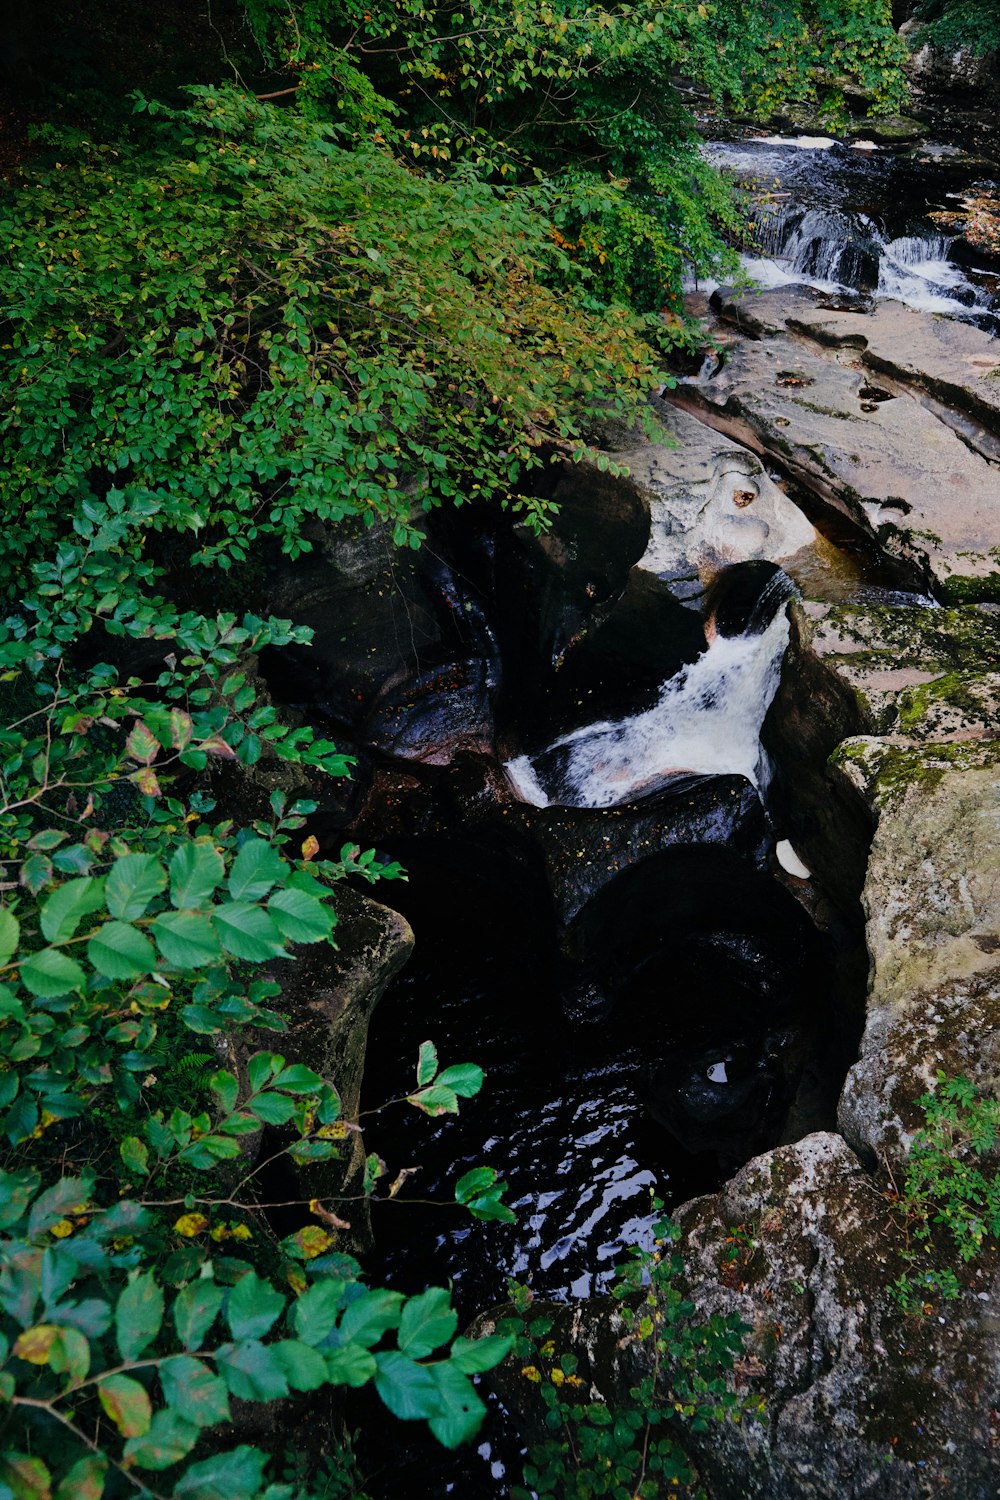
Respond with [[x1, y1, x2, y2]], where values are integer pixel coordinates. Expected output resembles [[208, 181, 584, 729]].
[[506, 601, 791, 810], [757, 134, 837, 150], [701, 137, 1000, 331]]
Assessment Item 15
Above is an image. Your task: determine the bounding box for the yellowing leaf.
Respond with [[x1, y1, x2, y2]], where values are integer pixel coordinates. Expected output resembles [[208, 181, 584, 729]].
[[290, 1226, 334, 1259], [13, 1325, 59, 1365], [301, 835, 319, 861], [173, 1213, 209, 1238]]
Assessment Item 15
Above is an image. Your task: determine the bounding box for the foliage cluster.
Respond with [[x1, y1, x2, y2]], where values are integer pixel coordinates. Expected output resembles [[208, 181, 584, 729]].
[[242, 0, 907, 313], [502, 1211, 757, 1499], [890, 1073, 1000, 1314], [910, 0, 1000, 58], [0, 469, 520, 1492], [1, 85, 681, 586]]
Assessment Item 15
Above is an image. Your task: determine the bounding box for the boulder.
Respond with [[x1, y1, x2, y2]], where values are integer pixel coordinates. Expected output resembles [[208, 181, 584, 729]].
[[800, 599, 1000, 739], [834, 739, 1000, 1168], [507, 772, 770, 935], [903, 24, 1000, 94], [254, 885, 414, 1251], [614, 402, 817, 592], [261, 516, 502, 766], [673, 1131, 1000, 1498]]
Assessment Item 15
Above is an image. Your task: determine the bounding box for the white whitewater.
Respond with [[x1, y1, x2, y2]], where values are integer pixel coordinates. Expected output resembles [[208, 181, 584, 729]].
[[505, 605, 791, 810]]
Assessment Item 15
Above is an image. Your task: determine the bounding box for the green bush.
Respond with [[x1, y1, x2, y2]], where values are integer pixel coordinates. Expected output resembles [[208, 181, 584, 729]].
[[890, 1073, 1000, 1314], [911, 0, 1000, 58], [503, 1210, 759, 1499]]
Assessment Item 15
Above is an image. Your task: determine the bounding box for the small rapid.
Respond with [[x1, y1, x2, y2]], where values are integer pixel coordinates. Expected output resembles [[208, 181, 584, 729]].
[[702, 136, 1000, 330], [506, 574, 795, 809]]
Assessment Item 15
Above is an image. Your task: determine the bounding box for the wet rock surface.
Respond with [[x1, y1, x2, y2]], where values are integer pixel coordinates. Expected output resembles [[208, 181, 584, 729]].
[[672, 326, 1000, 601]]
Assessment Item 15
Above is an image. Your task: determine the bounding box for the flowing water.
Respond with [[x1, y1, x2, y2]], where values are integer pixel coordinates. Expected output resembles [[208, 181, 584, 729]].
[[505, 601, 791, 809], [343, 123, 999, 1497], [701, 136, 1000, 329]]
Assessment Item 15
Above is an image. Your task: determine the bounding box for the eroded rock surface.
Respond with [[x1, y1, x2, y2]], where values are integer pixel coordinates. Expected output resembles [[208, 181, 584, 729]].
[[673, 328, 1000, 600], [674, 1132, 1000, 1498], [614, 402, 817, 589], [674, 285, 1000, 601]]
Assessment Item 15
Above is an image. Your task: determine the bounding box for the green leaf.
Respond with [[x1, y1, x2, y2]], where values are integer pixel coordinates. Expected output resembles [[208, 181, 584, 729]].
[[169, 710, 194, 752], [217, 1339, 289, 1401], [39, 878, 105, 944], [226, 1270, 285, 1341], [374, 1349, 441, 1421], [173, 1447, 269, 1500], [271, 1063, 322, 1094], [87, 921, 156, 980], [228, 838, 286, 901], [151, 911, 223, 970], [416, 1039, 438, 1086], [49, 1326, 90, 1382], [454, 1167, 497, 1204], [248, 1092, 295, 1126], [338, 1288, 404, 1348], [291, 1279, 346, 1346], [209, 1069, 238, 1113], [123, 1409, 199, 1471], [465, 1193, 516, 1224], [20, 854, 52, 896], [28, 1173, 93, 1235], [427, 1360, 486, 1448], [212, 902, 286, 962], [271, 1338, 330, 1391], [435, 1063, 484, 1098], [407, 1084, 459, 1116], [99, 1373, 152, 1437], [0, 908, 19, 965], [160, 1355, 231, 1428], [105, 854, 167, 921], [54, 1455, 107, 1500], [174, 1279, 224, 1351], [169, 841, 225, 909], [19, 947, 86, 997], [4, 1091, 39, 1146], [120, 1136, 149, 1176], [398, 1287, 458, 1359], [116, 1271, 164, 1361], [324, 1343, 377, 1387], [449, 1333, 513, 1374], [247, 1053, 279, 1093], [267, 888, 334, 945], [126, 720, 161, 766]]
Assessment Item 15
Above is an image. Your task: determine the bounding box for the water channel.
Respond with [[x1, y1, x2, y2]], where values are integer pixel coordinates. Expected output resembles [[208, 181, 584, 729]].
[[287, 120, 999, 1496]]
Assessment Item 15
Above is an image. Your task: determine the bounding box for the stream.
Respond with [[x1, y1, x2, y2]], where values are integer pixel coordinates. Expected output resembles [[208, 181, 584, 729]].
[[702, 133, 1000, 329], [267, 113, 999, 1497]]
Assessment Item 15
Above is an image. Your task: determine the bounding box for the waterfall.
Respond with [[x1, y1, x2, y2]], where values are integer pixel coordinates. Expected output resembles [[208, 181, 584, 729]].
[[876, 232, 981, 313], [505, 583, 795, 810], [749, 206, 880, 290], [739, 205, 994, 319]]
